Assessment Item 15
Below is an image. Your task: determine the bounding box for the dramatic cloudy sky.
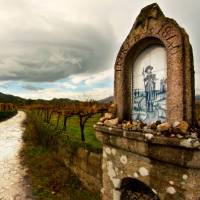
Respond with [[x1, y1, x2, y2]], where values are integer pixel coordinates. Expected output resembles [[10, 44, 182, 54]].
[[0, 0, 199, 100]]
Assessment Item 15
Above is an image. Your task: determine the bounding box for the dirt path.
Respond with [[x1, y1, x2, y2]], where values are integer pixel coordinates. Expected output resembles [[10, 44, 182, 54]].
[[0, 111, 33, 200]]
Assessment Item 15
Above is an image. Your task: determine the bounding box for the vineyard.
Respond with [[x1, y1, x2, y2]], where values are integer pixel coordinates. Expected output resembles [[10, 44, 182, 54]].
[[19, 101, 110, 199], [0, 103, 17, 121], [25, 101, 109, 151]]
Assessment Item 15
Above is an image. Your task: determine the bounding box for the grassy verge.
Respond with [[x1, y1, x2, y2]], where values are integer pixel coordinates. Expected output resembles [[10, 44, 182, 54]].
[[0, 110, 17, 122], [20, 111, 100, 200]]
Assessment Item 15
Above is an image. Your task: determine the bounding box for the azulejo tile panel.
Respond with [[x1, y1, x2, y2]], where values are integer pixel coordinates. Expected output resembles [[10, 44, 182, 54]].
[[132, 45, 167, 123]]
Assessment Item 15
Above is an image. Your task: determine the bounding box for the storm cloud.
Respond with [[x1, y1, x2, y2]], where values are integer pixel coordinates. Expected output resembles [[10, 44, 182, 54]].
[[0, 19, 115, 82], [0, 0, 199, 99]]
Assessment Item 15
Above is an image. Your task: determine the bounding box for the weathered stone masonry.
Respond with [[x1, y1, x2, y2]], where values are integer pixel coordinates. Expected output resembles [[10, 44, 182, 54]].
[[95, 125, 200, 200], [62, 147, 102, 193]]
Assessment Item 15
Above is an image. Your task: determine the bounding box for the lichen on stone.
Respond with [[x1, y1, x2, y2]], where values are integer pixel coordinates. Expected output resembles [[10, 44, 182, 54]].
[[166, 186, 176, 194], [152, 188, 157, 194], [107, 161, 116, 178], [169, 181, 174, 185], [120, 155, 128, 165], [182, 174, 188, 180], [133, 172, 139, 178], [180, 138, 200, 148], [111, 148, 116, 156], [113, 189, 121, 200], [105, 147, 111, 155], [145, 133, 154, 140], [138, 167, 149, 176]]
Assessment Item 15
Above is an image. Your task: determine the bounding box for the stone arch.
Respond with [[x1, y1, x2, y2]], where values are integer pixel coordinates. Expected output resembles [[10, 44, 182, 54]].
[[114, 3, 195, 124], [120, 177, 160, 200]]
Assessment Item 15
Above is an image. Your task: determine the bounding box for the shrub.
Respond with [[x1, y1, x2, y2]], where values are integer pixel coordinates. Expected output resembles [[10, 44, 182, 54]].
[[0, 110, 17, 122]]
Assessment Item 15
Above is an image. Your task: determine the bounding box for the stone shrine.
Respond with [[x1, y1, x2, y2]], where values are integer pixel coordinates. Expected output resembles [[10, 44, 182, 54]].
[[114, 3, 195, 125], [95, 3, 200, 200]]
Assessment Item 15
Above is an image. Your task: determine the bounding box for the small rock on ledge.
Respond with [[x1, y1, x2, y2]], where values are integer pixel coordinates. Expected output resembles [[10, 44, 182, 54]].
[[104, 118, 119, 127], [173, 121, 189, 134], [104, 113, 114, 120], [157, 122, 171, 132]]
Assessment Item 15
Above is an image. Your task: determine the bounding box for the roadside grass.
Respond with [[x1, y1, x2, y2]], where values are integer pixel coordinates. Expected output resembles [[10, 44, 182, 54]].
[[0, 110, 17, 122], [21, 145, 99, 200], [20, 112, 100, 200]]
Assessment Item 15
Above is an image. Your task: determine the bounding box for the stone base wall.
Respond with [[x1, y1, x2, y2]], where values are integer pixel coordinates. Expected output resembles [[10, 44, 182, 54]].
[[102, 145, 200, 200], [62, 147, 102, 193], [95, 125, 200, 200]]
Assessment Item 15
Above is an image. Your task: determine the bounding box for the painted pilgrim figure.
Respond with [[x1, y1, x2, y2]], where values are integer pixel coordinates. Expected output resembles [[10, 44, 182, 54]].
[[143, 65, 156, 112]]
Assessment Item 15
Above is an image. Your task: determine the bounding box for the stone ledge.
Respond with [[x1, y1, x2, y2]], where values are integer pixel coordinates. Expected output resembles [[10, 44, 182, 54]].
[[95, 125, 200, 169], [94, 124, 199, 149]]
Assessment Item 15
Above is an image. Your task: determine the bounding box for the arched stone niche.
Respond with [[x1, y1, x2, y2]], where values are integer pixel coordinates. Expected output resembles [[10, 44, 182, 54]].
[[114, 3, 195, 124]]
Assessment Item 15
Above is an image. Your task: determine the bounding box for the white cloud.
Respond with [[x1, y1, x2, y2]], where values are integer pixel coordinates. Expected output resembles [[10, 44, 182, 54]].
[[68, 74, 91, 85], [55, 82, 77, 90], [84, 68, 114, 87], [67, 68, 114, 87], [0, 81, 9, 87]]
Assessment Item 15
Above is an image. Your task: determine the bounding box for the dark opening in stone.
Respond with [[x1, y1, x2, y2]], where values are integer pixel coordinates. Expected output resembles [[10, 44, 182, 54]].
[[120, 178, 160, 200]]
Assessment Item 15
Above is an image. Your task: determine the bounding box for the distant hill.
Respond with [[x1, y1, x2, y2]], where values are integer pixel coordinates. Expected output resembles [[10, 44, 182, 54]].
[[50, 98, 80, 106], [0, 92, 80, 105], [0, 92, 26, 105], [99, 96, 113, 104]]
